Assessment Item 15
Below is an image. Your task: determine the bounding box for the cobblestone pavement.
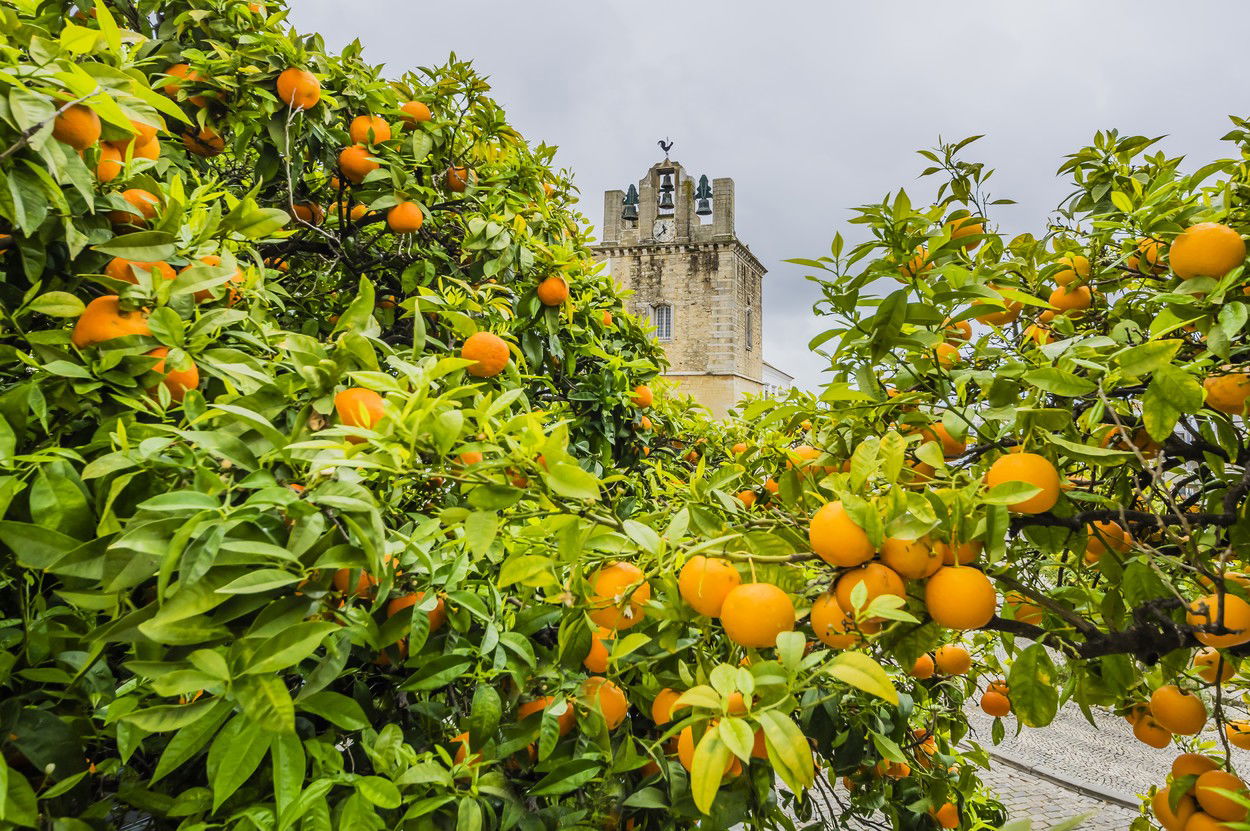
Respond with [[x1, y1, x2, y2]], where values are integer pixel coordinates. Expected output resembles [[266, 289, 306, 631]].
[[976, 759, 1140, 830]]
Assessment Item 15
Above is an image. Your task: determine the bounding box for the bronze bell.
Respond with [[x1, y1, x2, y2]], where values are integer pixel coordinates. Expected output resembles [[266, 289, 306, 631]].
[[658, 190, 674, 211], [695, 198, 712, 216]]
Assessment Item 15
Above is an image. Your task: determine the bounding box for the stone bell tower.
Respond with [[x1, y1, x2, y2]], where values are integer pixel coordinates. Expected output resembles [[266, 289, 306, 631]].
[[592, 148, 774, 417]]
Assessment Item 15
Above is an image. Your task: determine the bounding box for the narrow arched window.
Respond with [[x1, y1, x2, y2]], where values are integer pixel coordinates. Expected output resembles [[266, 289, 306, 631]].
[[651, 304, 673, 340], [746, 304, 754, 350]]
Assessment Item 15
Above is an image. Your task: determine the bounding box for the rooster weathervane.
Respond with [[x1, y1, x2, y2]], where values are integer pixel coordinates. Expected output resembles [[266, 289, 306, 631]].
[[658, 137, 674, 159]]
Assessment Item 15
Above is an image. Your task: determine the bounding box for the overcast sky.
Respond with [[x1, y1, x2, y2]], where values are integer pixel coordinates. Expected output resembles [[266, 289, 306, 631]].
[[291, 1, 1248, 391]]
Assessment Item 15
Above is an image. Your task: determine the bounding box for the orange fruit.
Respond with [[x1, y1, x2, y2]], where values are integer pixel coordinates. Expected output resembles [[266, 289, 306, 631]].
[[934, 644, 971, 676], [146, 347, 198, 402], [1226, 721, 1250, 750], [537, 276, 569, 306], [943, 318, 973, 343], [349, 115, 391, 145], [108, 188, 160, 226], [899, 246, 931, 279], [1204, 373, 1250, 415], [457, 451, 483, 466], [752, 729, 769, 759], [763, 477, 779, 494], [182, 254, 245, 304], [461, 332, 510, 378], [181, 127, 225, 157], [947, 214, 984, 250], [1002, 591, 1043, 625], [638, 416, 652, 431], [935, 539, 981, 565], [735, 489, 756, 507], [651, 688, 681, 726], [1084, 520, 1130, 562], [1185, 812, 1233, 831], [1128, 237, 1166, 274], [96, 143, 123, 182], [910, 653, 935, 679], [339, 144, 379, 184], [933, 802, 959, 829], [835, 563, 905, 618], [1054, 254, 1090, 286], [924, 567, 997, 630], [985, 452, 1060, 514], [291, 203, 325, 226], [387, 591, 447, 632], [810, 592, 877, 648], [105, 257, 176, 285], [602, 310, 613, 327], [587, 561, 650, 630], [1196, 770, 1249, 821], [920, 423, 966, 458], [445, 166, 475, 192], [631, 385, 653, 408], [583, 626, 613, 673], [1049, 284, 1091, 313], [387, 201, 424, 233], [1153, 786, 1198, 831], [678, 556, 741, 618], [1023, 323, 1052, 346], [1173, 753, 1220, 780], [130, 136, 160, 161], [71, 295, 150, 348], [720, 583, 795, 648], [1133, 714, 1172, 748], [517, 696, 575, 736], [1170, 222, 1246, 280], [1149, 686, 1207, 735], [731, 442, 748, 455], [809, 501, 875, 567], [399, 101, 432, 126], [1193, 648, 1236, 684], [581, 676, 628, 730], [881, 536, 941, 580], [980, 690, 1011, 717], [276, 67, 320, 110], [676, 725, 734, 776], [332, 568, 377, 598], [52, 104, 101, 150], [451, 731, 478, 767], [334, 387, 384, 431], [935, 341, 961, 369], [1187, 593, 1250, 647], [972, 285, 1023, 325], [162, 63, 207, 107]]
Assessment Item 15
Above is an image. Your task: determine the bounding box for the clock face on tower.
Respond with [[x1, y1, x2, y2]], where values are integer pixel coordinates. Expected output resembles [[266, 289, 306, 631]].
[[653, 218, 675, 243]]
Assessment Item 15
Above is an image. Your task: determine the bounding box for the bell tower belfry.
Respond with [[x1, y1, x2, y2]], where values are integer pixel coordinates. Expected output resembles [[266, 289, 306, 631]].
[[592, 149, 770, 417]]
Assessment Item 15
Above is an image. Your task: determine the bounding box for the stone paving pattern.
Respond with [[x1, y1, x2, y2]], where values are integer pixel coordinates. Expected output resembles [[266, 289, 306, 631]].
[[977, 761, 1140, 830]]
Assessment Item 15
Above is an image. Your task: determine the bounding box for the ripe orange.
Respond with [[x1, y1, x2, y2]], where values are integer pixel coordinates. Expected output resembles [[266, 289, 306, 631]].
[[1204, 372, 1250, 415], [146, 348, 198, 402], [581, 676, 628, 730], [676, 725, 734, 776], [1170, 222, 1246, 280], [339, 144, 379, 184], [1195, 770, 1249, 821], [108, 188, 160, 226], [735, 490, 756, 507], [461, 332, 510, 378], [181, 127, 225, 157], [935, 341, 961, 369], [985, 452, 1060, 514], [899, 246, 931, 279], [182, 254, 245, 304], [1002, 591, 1043, 625], [349, 115, 391, 145], [334, 387, 384, 431], [105, 257, 176, 285], [52, 104, 101, 150], [445, 166, 475, 192], [1023, 323, 1052, 346], [972, 285, 1023, 325], [1153, 786, 1197, 831], [457, 451, 483, 466], [910, 653, 935, 679], [810, 592, 877, 648], [1226, 721, 1250, 750], [631, 384, 653, 408], [332, 567, 377, 598], [1187, 593, 1250, 647], [587, 561, 651, 630], [1084, 520, 1130, 562], [387, 201, 424, 233], [835, 563, 905, 618], [809, 501, 875, 567], [292, 202, 325, 226], [919, 422, 966, 458], [1149, 686, 1207, 735], [130, 136, 160, 161], [162, 63, 207, 107], [517, 696, 575, 736], [96, 143, 123, 182], [933, 802, 959, 829], [651, 688, 681, 725], [934, 644, 970, 675], [881, 536, 941, 580], [113, 119, 158, 152], [1054, 254, 1090, 286], [720, 582, 795, 648], [1173, 753, 1220, 780], [947, 214, 984, 250], [1128, 237, 1166, 274], [1193, 647, 1235, 684], [924, 567, 997, 630], [943, 318, 973, 343], [1049, 284, 1091, 313], [399, 101, 432, 126], [450, 731, 477, 767], [678, 556, 741, 617], [71, 295, 150, 348], [1133, 714, 1172, 748], [583, 626, 613, 673], [763, 477, 779, 494], [981, 690, 1011, 717], [537, 276, 569, 306], [602, 310, 614, 327], [935, 539, 981, 565], [386, 591, 447, 632], [732, 442, 748, 454], [276, 67, 320, 110]]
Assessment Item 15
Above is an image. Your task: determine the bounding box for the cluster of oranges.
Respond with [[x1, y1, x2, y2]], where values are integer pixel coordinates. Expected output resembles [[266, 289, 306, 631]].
[[1152, 754, 1248, 831]]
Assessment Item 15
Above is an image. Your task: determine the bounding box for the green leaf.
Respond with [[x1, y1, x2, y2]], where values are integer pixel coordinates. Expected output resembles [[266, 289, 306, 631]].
[[689, 724, 731, 815], [297, 691, 368, 730], [217, 569, 302, 595], [1115, 340, 1180, 378], [1007, 643, 1059, 727], [271, 732, 305, 820], [151, 698, 233, 782], [1023, 367, 1096, 397], [545, 461, 601, 501], [123, 698, 219, 733], [527, 758, 602, 796], [356, 776, 400, 809], [206, 714, 271, 809], [92, 231, 176, 261], [467, 685, 501, 753], [754, 710, 815, 795], [27, 291, 84, 318], [826, 652, 898, 705]]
